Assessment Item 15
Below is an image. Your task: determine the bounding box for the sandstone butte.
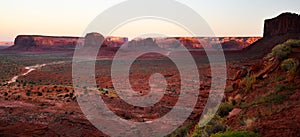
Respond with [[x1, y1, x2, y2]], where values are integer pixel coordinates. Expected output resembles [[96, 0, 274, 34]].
[[264, 12, 300, 37], [7, 12, 300, 52]]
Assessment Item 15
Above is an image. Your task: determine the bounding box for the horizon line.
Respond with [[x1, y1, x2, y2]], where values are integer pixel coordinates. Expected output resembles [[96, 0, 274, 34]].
[[1, 34, 263, 42]]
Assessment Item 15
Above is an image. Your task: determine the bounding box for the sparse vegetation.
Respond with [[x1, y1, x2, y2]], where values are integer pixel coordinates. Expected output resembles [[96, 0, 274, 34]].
[[266, 39, 300, 61], [239, 75, 257, 93], [274, 84, 295, 92], [167, 123, 193, 137], [267, 43, 292, 61], [281, 58, 299, 71], [283, 39, 300, 47], [210, 130, 259, 137], [240, 84, 294, 109], [217, 102, 234, 117], [192, 115, 227, 137]]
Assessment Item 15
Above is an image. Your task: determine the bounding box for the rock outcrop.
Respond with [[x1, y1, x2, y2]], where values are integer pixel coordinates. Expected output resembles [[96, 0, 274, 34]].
[[264, 13, 300, 37], [84, 33, 104, 47], [8, 32, 261, 51], [155, 37, 260, 50], [127, 38, 159, 49], [8, 33, 128, 51], [10, 35, 84, 50], [103, 36, 129, 48], [244, 12, 300, 58]]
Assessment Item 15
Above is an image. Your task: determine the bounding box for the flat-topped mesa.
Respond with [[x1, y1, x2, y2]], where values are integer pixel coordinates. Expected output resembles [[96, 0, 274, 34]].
[[8, 32, 259, 51], [8, 33, 128, 51], [84, 32, 128, 47], [264, 13, 300, 37], [11, 35, 84, 50], [103, 36, 129, 48], [84, 32, 104, 47], [155, 37, 261, 50], [127, 38, 159, 49]]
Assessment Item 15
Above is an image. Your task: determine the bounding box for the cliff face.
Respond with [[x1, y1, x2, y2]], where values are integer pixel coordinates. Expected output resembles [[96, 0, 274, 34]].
[[11, 35, 84, 50], [127, 38, 159, 49], [9, 34, 128, 51], [103, 37, 129, 48], [84, 33, 104, 47], [155, 37, 261, 50], [9, 35, 259, 51], [264, 13, 300, 37]]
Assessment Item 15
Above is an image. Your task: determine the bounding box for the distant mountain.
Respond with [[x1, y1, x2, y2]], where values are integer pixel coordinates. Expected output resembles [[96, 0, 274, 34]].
[[0, 41, 13, 50], [0, 41, 13, 46]]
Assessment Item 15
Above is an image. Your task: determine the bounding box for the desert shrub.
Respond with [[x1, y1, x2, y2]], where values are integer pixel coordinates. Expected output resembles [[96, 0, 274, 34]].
[[268, 43, 292, 61], [240, 84, 294, 108], [284, 39, 300, 47], [217, 102, 234, 117], [274, 84, 295, 93], [191, 125, 203, 137], [281, 58, 299, 71], [265, 94, 289, 104], [167, 123, 193, 137], [210, 130, 259, 137], [239, 76, 257, 92], [192, 115, 227, 137]]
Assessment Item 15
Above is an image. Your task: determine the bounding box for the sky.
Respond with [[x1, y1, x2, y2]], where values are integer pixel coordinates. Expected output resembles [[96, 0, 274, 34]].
[[0, 0, 299, 41]]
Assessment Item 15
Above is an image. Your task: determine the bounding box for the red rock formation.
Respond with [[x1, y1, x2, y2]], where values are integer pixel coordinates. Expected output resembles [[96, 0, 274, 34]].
[[8, 34, 128, 51], [103, 36, 128, 48], [10, 35, 84, 50], [84, 32, 104, 47], [127, 38, 159, 49], [219, 37, 261, 49], [8, 32, 259, 51], [264, 13, 300, 37], [155, 37, 260, 50], [178, 37, 202, 49]]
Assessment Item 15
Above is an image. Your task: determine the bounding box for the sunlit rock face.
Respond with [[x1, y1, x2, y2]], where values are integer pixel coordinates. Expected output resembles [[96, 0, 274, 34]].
[[103, 37, 128, 48], [9, 31, 260, 51], [126, 38, 160, 49], [11, 35, 83, 50], [9, 33, 128, 51], [264, 13, 300, 37], [154, 37, 261, 50]]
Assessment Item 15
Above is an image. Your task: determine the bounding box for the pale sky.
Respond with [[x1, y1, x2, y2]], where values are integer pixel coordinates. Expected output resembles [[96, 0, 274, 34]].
[[0, 0, 299, 41]]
